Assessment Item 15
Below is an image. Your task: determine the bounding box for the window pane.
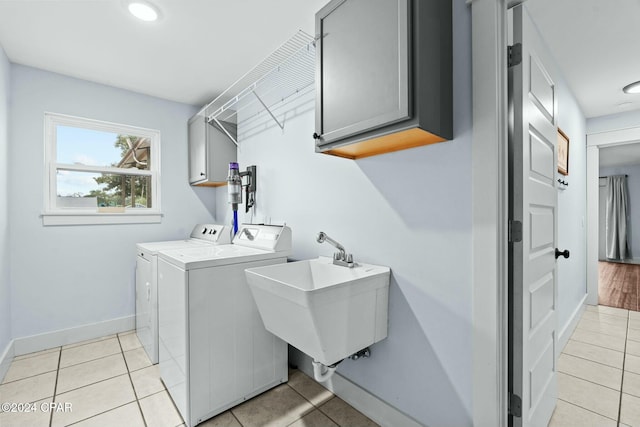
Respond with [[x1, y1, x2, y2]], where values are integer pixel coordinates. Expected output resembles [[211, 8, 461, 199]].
[[56, 126, 150, 170], [56, 170, 152, 208]]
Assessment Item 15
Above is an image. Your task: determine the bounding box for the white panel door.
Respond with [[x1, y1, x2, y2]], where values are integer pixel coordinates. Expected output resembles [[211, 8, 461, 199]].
[[509, 5, 558, 427]]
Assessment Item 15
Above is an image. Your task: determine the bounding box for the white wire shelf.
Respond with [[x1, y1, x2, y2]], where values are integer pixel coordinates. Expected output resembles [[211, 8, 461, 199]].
[[204, 30, 315, 145]]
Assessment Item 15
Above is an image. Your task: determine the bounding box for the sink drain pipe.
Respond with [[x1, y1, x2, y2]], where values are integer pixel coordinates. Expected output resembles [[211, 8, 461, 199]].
[[312, 359, 340, 382], [311, 348, 372, 382]]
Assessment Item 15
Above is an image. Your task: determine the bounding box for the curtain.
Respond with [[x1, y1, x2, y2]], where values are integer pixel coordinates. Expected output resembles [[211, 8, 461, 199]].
[[606, 175, 630, 260]]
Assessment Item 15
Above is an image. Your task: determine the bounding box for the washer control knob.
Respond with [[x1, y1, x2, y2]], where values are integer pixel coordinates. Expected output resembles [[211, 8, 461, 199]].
[[202, 227, 208, 234]]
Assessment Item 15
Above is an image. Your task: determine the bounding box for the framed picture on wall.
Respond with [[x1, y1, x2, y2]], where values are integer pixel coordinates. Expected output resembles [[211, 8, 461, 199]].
[[557, 128, 569, 176]]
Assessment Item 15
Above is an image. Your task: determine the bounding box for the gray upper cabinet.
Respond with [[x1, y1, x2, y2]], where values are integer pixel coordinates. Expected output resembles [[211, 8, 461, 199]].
[[315, 0, 452, 159], [188, 112, 236, 186]]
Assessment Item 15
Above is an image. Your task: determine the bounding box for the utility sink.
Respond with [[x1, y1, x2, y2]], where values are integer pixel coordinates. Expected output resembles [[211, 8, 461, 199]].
[[245, 256, 390, 366]]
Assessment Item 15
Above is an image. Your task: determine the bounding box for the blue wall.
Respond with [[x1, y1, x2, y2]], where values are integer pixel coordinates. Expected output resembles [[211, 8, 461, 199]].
[[8, 65, 213, 339], [556, 66, 588, 342], [0, 45, 11, 359], [215, 2, 472, 425]]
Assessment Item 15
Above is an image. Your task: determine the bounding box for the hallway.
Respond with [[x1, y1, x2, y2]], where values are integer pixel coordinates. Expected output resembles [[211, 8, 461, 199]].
[[549, 305, 640, 426], [599, 261, 640, 311]]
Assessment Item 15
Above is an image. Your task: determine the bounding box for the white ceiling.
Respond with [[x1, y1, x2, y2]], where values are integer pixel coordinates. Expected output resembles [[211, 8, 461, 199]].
[[527, 0, 640, 168], [527, 0, 640, 118], [0, 0, 327, 107], [0, 0, 638, 117]]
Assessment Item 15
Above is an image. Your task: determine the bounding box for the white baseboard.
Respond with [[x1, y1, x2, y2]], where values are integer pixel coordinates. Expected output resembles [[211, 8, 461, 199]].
[[292, 351, 423, 427], [558, 295, 587, 354], [13, 315, 135, 356], [320, 371, 424, 427], [0, 339, 15, 382]]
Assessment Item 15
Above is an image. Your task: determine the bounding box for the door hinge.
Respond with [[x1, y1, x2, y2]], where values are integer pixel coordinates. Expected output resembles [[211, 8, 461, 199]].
[[508, 220, 522, 243], [509, 392, 522, 418], [508, 43, 522, 67]]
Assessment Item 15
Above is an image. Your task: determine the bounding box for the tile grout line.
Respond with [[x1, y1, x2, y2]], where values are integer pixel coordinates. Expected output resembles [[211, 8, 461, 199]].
[[286, 381, 331, 410], [61, 335, 117, 351], [555, 397, 619, 423], [560, 351, 624, 371], [49, 347, 62, 427], [64, 402, 139, 427], [282, 382, 331, 425], [1, 368, 59, 386], [228, 409, 243, 426], [152, 384, 183, 427], [60, 350, 123, 371], [557, 369, 623, 393], [52, 349, 136, 425], [570, 336, 626, 353], [315, 397, 348, 427], [617, 314, 630, 426], [55, 371, 130, 397], [12, 347, 61, 362], [565, 338, 626, 354], [3, 348, 121, 387], [58, 350, 122, 373], [117, 334, 148, 427], [575, 326, 628, 339]]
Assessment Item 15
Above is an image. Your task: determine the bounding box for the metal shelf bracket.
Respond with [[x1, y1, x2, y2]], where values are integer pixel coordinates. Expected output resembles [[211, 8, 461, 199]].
[[211, 116, 238, 147], [202, 30, 314, 145], [252, 90, 284, 130]]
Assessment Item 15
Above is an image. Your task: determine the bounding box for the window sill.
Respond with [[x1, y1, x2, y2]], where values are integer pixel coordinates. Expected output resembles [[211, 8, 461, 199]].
[[41, 211, 163, 226]]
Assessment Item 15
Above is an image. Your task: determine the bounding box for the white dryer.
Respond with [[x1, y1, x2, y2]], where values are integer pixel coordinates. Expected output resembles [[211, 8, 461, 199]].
[[136, 224, 230, 364], [157, 224, 291, 427]]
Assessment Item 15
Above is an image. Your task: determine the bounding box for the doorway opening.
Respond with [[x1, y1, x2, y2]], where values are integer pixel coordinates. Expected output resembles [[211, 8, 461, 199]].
[[596, 145, 640, 311], [587, 132, 640, 312]]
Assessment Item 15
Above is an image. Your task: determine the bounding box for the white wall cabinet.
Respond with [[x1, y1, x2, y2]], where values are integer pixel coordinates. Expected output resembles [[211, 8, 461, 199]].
[[314, 0, 452, 159], [188, 112, 236, 186]]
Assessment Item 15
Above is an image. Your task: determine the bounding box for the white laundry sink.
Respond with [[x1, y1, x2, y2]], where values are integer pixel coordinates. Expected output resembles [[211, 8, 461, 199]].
[[245, 256, 390, 366]]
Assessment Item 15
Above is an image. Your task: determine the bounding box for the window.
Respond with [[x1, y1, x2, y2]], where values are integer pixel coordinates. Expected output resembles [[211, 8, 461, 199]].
[[43, 113, 161, 225]]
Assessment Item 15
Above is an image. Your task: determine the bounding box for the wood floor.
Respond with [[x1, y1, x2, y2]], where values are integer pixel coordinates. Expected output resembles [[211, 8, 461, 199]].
[[598, 261, 640, 311]]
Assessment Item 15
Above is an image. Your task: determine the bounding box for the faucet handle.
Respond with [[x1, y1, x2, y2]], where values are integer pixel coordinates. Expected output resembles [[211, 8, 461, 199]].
[[346, 253, 353, 263]]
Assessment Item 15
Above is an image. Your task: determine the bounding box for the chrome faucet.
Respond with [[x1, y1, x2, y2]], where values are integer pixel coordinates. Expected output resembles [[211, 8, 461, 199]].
[[316, 232, 355, 267]]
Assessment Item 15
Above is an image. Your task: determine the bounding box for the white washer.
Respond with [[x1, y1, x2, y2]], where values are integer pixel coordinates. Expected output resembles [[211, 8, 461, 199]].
[[157, 224, 290, 427], [136, 224, 230, 364]]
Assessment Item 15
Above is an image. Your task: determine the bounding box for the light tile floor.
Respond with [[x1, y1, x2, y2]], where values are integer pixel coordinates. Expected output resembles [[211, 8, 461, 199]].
[[0, 331, 379, 427], [549, 305, 640, 427]]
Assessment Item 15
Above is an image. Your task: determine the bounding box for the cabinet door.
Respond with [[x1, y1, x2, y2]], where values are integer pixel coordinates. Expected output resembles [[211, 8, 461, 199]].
[[316, 0, 410, 145], [188, 114, 207, 184], [206, 121, 237, 184]]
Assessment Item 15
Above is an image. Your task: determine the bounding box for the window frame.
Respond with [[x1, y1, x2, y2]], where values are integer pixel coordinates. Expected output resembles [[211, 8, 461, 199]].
[[42, 112, 162, 226]]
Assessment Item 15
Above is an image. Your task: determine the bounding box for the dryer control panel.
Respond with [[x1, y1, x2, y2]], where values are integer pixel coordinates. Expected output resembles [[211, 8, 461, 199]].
[[233, 224, 292, 254], [190, 224, 231, 244]]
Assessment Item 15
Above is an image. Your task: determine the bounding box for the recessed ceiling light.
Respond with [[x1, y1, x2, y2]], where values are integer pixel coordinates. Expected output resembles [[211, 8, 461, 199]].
[[623, 81, 640, 94], [128, 1, 159, 22]]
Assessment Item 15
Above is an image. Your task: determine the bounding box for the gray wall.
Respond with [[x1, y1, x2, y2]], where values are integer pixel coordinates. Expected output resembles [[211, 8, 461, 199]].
[[215, 2, 473, 425], [0, 45, 10, 354], [8, 65, 213, 338], [556, 71, 588, 339], [599, 164, 640, 259], [587, 110, 640, 134]]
